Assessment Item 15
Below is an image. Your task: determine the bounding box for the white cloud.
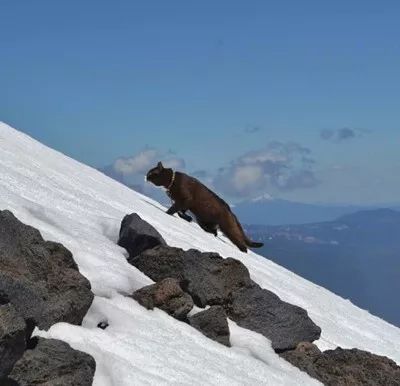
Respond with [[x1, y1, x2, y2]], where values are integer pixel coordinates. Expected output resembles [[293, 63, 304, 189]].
[[214, 142, 319, 198], [232, 165, 264, 193], [112, 149, 185, 176], [113, 149, 158, 175]]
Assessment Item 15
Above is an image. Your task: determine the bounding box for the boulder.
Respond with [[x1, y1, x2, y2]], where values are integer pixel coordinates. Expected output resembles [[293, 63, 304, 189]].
[[8, 337, 96, 386], [0, 304, 27, 379], [227, 285, 321, 352], [130, 246, 252, 307], [281, 345, 400, 386], [0, 210, 94, 330], [130, 244, 321, 350], [189, 306, 230, 347], [132, 278, 193, 321], [118, 213, 166, 259]]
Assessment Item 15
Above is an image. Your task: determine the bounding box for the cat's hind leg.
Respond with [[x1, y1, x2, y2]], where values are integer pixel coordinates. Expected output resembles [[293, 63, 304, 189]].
[[197, 220, 218, 237], [178, 210, 193, 222]]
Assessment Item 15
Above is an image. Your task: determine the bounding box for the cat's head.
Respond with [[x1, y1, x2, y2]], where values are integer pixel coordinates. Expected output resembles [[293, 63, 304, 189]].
[[146, 161, 171, 186]]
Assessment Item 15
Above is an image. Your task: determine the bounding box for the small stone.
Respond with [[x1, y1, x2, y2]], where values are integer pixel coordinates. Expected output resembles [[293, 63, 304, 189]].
[[189, 306, 230, 347], [132, 278, 193, 321]]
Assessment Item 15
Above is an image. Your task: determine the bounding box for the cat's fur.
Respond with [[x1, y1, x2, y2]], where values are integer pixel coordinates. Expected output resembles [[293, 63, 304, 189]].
[[146, 162, 263, 253]]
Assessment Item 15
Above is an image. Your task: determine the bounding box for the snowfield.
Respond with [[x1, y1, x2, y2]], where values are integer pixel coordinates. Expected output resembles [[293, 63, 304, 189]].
[[1, 122, 399, 385]]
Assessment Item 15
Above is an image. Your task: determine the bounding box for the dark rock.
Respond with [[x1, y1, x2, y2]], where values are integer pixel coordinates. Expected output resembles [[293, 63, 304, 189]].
[[0, 210, 94, 330], [131, 246, 252, 307], [43, 240, 79, 270], [0, 304, 27, 379], [132, 278, 193, 320], [293, 341, 322, 356], [281, 345, 400, 386], [118, 213, 166, 259], [97, 321, 109, 330], [26, 337, 39, 350], [8, 337, 96, 386], [227, 285, 321, 352], [0, 292, 9, 305], [0, 378, 20, 386], [189, 306, 230, 347], [130, 245, 321, 350]]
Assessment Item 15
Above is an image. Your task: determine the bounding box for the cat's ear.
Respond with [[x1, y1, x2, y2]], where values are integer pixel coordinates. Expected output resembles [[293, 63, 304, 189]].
[[157, 161, 164, 169]]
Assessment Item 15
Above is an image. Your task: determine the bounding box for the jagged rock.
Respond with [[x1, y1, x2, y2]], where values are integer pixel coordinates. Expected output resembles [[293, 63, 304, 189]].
[[130, 244, 321, 350], [227, 285, 321, 352], [130, 246, 252, 307], [189, 306, 230, 347], [281, 345, 400, 386], [132, 278, 193, 320], [0, 210, 94, 330], [118, 213, 166, 259], [8, 337, 96, 386], [0, 304, 27, 379]]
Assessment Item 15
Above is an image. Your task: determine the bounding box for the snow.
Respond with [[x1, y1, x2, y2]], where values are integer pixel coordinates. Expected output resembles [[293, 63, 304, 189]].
[[250, 193, 274, 202], [1, 122, 399, 385]]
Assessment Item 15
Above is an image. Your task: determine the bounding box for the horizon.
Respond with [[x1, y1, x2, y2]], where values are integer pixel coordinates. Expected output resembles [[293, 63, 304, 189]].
[[1, 1, 399, 205], [2, 119, 400, 208]]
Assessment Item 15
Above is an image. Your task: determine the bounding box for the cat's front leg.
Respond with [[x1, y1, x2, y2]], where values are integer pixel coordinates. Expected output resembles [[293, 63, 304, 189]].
[[178, 211, 193, 222], [166, 203, 178, 215], [167, 198, 189, 217]]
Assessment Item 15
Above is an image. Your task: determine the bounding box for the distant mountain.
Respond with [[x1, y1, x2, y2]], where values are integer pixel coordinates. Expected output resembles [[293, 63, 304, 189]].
[[234, 197, 378, 225], [245, 209, 400, 327]]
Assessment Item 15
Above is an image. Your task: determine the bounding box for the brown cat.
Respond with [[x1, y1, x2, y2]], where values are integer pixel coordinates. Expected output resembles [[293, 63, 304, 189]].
[[146, 162, 264, 253]]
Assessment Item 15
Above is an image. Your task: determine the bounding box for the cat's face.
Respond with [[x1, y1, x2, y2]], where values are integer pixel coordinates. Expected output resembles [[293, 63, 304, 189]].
[[146, 161, 167, 186]]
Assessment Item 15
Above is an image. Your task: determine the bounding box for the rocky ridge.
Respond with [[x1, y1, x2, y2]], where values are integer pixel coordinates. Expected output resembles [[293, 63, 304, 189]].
[[0, 210, 96, 385], [119, 212, 400, 385]]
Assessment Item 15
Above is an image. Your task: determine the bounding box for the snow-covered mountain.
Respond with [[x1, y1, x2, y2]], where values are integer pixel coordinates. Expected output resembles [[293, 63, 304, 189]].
[[1, 122, 399, 385]]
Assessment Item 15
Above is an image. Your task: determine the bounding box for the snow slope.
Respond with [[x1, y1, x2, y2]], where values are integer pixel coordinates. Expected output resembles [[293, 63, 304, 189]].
[[0, 122, 399, 385]]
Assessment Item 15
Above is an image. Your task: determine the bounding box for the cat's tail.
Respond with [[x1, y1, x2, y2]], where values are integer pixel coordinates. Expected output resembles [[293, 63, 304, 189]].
[[231, 213, 264, 249], [245, 237, 264, 248]]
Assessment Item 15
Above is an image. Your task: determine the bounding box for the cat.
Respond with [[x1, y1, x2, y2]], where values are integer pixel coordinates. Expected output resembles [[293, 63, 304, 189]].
[[146, 162, 263, 253]]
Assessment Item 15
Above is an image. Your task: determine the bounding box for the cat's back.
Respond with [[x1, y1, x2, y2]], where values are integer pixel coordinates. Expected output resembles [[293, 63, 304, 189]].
[[180, 172, 231, 213], [178, 172, 212, 197]]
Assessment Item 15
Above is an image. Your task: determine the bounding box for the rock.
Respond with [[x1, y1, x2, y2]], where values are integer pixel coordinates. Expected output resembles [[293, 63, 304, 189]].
[[189, 306, 230, 347], [227, 285, 321, 352], [0, 210, 94, 330], [279, 342, 322, 379], [130, 246, 252, 307], [118, 213, 166, 259], [132, 278, 193, 321], [0, 378, 19, 386], [281, 346, 400, 386], [294, 341, 322, 356], [130, 245, 321, 350], [97, 321, 109, 330], [8, 337, 96, 386], [43, 240, 79, 270], [0, 304, 27, 379]]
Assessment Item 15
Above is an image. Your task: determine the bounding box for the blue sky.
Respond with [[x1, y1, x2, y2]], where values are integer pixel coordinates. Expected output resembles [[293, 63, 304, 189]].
[[1, 1, 399, 204]]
